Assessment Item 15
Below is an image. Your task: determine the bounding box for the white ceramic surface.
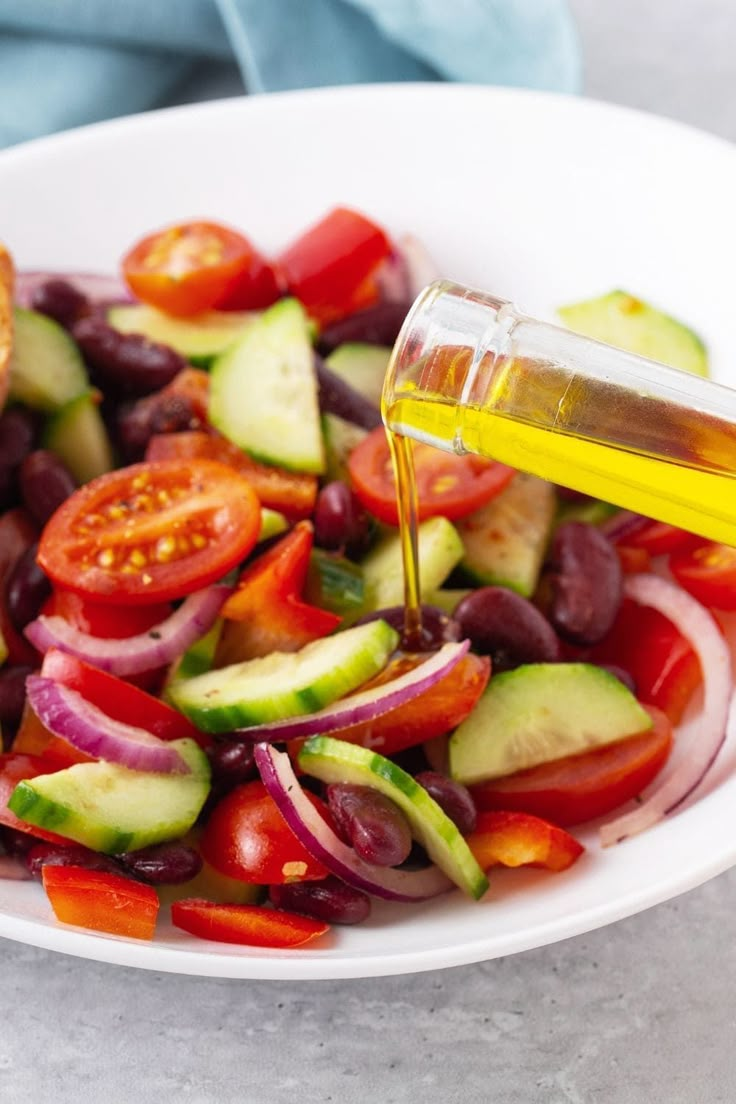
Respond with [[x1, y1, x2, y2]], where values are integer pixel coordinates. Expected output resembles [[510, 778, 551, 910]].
[[1, 84, 735, 980]]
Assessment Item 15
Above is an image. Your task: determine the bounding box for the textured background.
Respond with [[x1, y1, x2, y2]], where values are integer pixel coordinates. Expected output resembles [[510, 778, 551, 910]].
[[3, 4, 736, 1102]]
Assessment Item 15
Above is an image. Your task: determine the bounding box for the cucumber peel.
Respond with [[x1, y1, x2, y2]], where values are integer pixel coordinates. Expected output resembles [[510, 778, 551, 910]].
[[299, 736, 489, 900], [108, 303, 257, 366]]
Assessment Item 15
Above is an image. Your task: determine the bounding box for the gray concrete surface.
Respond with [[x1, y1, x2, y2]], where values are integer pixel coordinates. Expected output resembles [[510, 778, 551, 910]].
[[3, 4, 736, 1102]]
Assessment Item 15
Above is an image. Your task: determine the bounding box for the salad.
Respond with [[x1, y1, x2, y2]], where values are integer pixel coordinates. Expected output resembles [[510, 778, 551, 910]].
[[0, 208, 731, 950]]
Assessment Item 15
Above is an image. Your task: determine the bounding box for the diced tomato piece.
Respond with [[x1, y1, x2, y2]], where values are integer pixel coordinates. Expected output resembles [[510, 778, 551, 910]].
[[470, 706, 672, 826], [349, 427, 515, 526], [42, 865, 159, 939], [0, 508, 40, 665], [200, 780, 329, 884], [466, 811, 584, 872], [171, 898, 328, 947], [215, 253, 284, 311], [669, 542, 736, 610], [0, 753, 69, 843], [585, 597, 702, 724], [318, 652, 491, 758], [216, 522, 341, 664], [619, 520, 705, 556], [278, 207, 392, 326], [146, 431, 318, 520], [616, 545, 652, 574]]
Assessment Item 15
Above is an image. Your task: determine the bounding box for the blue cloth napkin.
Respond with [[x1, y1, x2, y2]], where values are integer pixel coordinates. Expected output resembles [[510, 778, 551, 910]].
[[0, 0, 580, 149]]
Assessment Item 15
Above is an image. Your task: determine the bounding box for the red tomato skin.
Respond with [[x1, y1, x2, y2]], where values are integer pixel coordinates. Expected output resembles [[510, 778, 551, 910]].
[[215, 253, 284, 311], [122, 221, 269, 317], [278, 207, 392, 325], [0, 753, 69, 843], [348, 427, 516, 526], [466, 811, 584, 872], [42, 864, 159, 939], [470, 706, 673, 827], [146, 431, 318, 520], [37, 459, 261, 605], [200, 780, 329, 884], [216, 522, 341, 665], [669, 543, 736, 610], [621, 521, 706, 556], [41, 590, 172, 638], [171, 898, 328, 947]]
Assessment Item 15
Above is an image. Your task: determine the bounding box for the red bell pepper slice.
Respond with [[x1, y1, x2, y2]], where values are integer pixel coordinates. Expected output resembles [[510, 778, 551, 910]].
[[217, 522, 341, 663], [466, 811, 584, 873], [42, 864, 159, 939], [277, 207, 392, 326], [171, 898, 329, 947]]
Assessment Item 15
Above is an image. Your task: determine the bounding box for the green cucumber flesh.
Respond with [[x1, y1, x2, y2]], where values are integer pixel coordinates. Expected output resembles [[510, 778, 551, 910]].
[[458, 473, 556, 597], [209, 297, 325, 473], [43, 390, 115, 484], [557, 290, 708, 377], [360, 517, 464, 612], [324, 343, 391, 406], [168, 619, 399, 733], [306, 550, 365, 615], [258, 507, 289, 542], [10, 308, 88, 412], [299, 736, 488, 900], [107, 304, 257, 367], [322, 412, 368, 483], [449, 663, 653, 785], [8, 739, 210, 854]]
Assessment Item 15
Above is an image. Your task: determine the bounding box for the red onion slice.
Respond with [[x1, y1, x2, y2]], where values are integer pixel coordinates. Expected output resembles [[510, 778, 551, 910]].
[[600, 510, 652, 544], [15, 271, 133, 308], [25, 585, 232, 676], [26, 675, 190, 774], [233, 640, 469, 742], [397, 234, 441, 298], [254, 743, 452, 902], [600, 574, 734, 846]]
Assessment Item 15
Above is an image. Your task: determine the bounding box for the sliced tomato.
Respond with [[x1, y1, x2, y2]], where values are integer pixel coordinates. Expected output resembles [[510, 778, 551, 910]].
[[122, 220, 280, 317], [200, 779, 329, 884], [0, 753, 69, 842], [171, 898, 328, 947], [466, 811, 584, 872], [585, 598, 702, 724], [0, 508, 40, 665], [316, 652, 491, 758], [146, 431, 318, 520], [278, 207, 392, 326], [349, 427, 515, 526], [37, 458, 261, 605], [42, 865, 159, 939], [470, 706, 672, 826], [216, 522, 341, 664], [669, 542, 736, 610], [616, 545, 651, 575], [621, 520, 705, 556], [215, 253, 283, 311], [42, 589, 172, 638]]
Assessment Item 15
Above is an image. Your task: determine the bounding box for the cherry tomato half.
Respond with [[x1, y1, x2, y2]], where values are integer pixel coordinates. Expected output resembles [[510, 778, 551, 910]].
[[620, 519, 705, 556], [669, 542, 736, 610], [122, 221, 279, 317], [348, 427, 516, 526], [37, 459, 261, 605]]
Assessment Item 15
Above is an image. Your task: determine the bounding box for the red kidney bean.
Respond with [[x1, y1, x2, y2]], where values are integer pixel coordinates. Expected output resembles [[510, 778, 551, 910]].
[[206, 739, 257, 789], [314, 355, 382, 430], [327, 783, 413, 867], [19, 450, 77, 526], [0, 407, 39, 510], [30, 279, 90, 329], [313, 480, 371, 558], [269, 876, 371, 925], [454, 587, 561, 671], [72, 315, 187, 397], [6, 543, 51, 631], [0, 665, 32, 729], [355, 603, 462, 652], [414, 771, 477, 835], [0, 826, 37, 857], [117, 843, 203, 885], [115, 393, 200, 462], [25, 842, 122, 880], [316, 301, 412, 355], [542, 521, 623, 646]]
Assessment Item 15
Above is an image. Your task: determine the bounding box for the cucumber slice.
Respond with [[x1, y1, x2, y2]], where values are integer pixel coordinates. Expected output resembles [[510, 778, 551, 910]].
[[9, 307, 88, 412], [558, 290, 708, 377], [324, 343, 391, 406], [361, 517, 464, 612], [306, 550, 365, 615], [322, 412, 368, 483], [555, 498, 620, 528], [43, 390, 115, 484], [168, 619, 399, 733], [425, 588, 472, 616], [107, 304, 257, 367], [209, 298, 325, 474], [8, 739, 210, 854], [168, 620, 223, 683], [457, 473, 556, 597], [258, 507, 289, 542], [449, 663, 653, 785], [299, 736, 488, 900]]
